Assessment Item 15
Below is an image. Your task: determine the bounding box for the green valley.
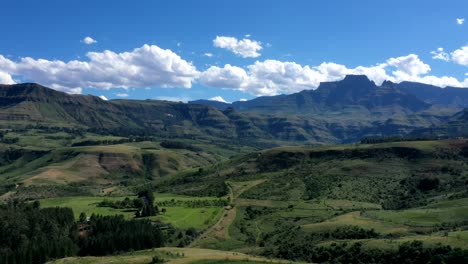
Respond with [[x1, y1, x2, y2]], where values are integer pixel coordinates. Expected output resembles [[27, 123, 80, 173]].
[[2, 82, 468, 263]]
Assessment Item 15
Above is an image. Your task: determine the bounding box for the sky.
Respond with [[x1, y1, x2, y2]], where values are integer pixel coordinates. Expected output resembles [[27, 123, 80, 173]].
[[0, 0, 467, 103]]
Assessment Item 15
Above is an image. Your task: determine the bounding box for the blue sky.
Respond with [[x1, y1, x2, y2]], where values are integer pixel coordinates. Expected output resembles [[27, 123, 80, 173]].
[[0, 0, 467, 102]]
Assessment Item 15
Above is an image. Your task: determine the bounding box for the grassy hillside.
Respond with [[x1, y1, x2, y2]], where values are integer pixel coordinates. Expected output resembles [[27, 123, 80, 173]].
[[3, 135, 468, 263], [0, 129, 253, 200], [153, 140, 468, 259]]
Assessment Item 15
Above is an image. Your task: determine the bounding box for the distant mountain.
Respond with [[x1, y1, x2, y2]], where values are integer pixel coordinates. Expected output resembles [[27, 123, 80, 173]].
[[410, 108, 468, 138], [397, 82, 468, 108], [191, 75, 431, 116], [0, 77, 463, 145]]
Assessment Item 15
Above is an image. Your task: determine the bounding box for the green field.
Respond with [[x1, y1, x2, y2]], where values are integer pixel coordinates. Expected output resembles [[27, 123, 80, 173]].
[[364, 203, 468, 227], [4, 138, 468, 263], [39, 194, 225, 230]]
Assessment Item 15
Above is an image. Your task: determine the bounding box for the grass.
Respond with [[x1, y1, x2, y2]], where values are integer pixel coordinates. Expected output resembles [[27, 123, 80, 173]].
[[364, 205, 468, 227], [152, 207, 222, 229], [48, 247, 297, 264], [40, 196, 134, 219], [302, 211, 410, 235], [39, 194, 224, 230]]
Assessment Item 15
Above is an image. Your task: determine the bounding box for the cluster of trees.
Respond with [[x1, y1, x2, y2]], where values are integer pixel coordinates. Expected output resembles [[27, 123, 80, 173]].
[[360, 136, 439, 144], [159, 140, 201, 152], [97, 189, 160, 218], [78, 214, 163, 256], [135, 189, 159, 217], [0, 201, 78, 264], [272, 240, 468, 264], [21, 125, 84, 135], [71, 138, 130, 147], [0, 137, 19, 144], [314, 225, 380, 240], [259, 224, 468, 264], [0, 201, 165, 264], [141, 153, 156, 180], [244, 206, 275, 220], [0, 148, 24, 165], [156, 198, 228, 208], [97, 197, 144, 209], [0, 130, 19, 143]]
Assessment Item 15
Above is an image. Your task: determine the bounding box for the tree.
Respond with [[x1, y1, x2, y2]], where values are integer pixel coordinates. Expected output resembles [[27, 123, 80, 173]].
[[79, 212, 87, 223]]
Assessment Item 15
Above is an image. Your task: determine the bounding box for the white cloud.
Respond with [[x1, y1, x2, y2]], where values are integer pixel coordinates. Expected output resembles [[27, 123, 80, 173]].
[[209, 96, 230, 103], [199, 64, 248, 89], [155, 96, 191, 103], [0, 71, 15, 84], [457, 18, 465, 25], [203, 53, 214, 57], [245, 60, 323, 95], [98, 95, 108, 100], [385, 54, 431, 77], [430, 47, 450, 61], [116, 93, 129, 97], [82, 36, 97, 45], [245, 34, 251, 38], [213, 36, 262, 58], [239, 98, 248, 101], [451, 45, 468, 66], [0, 44, 199, 93], [199, 54, 468, 96]]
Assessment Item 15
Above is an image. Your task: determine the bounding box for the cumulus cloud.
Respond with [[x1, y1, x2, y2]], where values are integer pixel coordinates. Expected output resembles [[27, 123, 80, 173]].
[[431, 48, 450, 61], [0, 71, 15, 84], [200, 64, 248, 89], [457, 18, 465, 25], [203, 53, 214, 57], [199, 54, 468, 96], [82, 36, 97, 45], [213, 36, 262, 58], [0, 44, 199, 93], [209, 96, 230, 103], [451, 45, 468, 66], [116, 93, 129, 97]]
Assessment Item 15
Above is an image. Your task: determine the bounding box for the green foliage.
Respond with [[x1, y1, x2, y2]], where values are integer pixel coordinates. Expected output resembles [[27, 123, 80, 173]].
[[330, 226, 379, 239], [97, 197, 140, 209], [269, 238, 468, 264], [156, 198, 228, 208], [150, 255, 166, 263], [160, 140, 201, 152], [0, 201, 78, 264], [78, 214, 164, 256]]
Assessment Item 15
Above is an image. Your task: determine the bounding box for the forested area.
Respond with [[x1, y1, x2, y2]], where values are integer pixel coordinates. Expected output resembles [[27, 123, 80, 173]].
[[0, 201, 164, 264], [263, 226, 468, 264]]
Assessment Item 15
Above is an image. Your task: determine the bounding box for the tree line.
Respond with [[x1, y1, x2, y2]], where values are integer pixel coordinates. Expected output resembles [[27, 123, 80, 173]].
[[155, 198, 228, 208], [97, 189, 159, 218], [261, 224, 468, 264], [0, 201, 164, 264]]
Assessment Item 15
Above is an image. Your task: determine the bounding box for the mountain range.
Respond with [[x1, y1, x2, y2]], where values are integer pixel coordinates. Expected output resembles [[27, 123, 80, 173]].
[[2, 75, 468, 145]]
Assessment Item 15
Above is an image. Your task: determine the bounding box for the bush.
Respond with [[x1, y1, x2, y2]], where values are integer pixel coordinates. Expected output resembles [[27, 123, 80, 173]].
[[151, 255, 165, 263]]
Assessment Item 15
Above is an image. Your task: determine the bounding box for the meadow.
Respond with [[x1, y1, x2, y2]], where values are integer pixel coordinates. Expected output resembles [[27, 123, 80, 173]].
[[40, 193, 224, 230]]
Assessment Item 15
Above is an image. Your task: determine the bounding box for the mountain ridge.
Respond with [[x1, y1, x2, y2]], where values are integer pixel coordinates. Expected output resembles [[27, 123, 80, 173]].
[[191, 75, 468, 113], [0, 75, 466, 145]]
